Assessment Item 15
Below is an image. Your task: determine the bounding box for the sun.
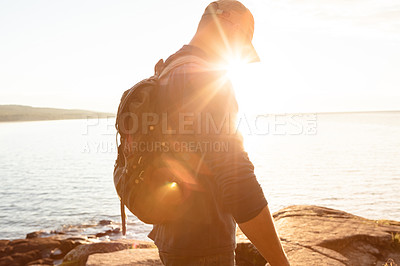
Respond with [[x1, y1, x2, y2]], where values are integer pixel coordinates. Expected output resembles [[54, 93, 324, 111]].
[[226, 58, 247, 81], [224, 58, 266, 114]]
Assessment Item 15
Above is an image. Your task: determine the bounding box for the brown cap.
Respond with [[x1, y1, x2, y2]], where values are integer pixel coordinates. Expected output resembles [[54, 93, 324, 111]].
[[202, 0, 260, 62]]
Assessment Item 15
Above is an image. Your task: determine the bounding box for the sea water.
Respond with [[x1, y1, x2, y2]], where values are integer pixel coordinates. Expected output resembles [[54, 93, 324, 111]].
[[0, 112, 399, 240]]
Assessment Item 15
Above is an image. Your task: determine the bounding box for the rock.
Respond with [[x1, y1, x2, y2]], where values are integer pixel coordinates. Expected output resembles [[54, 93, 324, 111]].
[[40, 247, 53, 259], [0, 237, 83, 266], [27, 257, 54, 265], [3, 245, 13, 255], [86, 248, 162, 266], [26, 231, 42, 239], [63, 239, 155, 265], [11, 237, 61, 251], [11, 250, 41, 265], [85, 238, 265, 266], [9, 239, 29, 246], [0, 256, 13, 266], [273, 205, 400, 266], [65, 237, 89, 242], [50, 230, 65, 235], [12, 242, 34, 254], [1, 205, 399, 265], [59, 239, 82, 255], [95, 228, 121, 238], [99, 220, 112, 225], [234, 205, 400, 265], [95, 232, 107, 238], [0, 240, 10, 248]]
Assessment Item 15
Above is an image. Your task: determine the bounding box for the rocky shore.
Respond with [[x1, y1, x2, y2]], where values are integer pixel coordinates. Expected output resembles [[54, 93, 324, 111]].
[[1, 205, 399, 265]]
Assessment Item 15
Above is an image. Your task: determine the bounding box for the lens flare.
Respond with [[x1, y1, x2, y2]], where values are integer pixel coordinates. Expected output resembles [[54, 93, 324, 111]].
[[226, 57, 246, 81]]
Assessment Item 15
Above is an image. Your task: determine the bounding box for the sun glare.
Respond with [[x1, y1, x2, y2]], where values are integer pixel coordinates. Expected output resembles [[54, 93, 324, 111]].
[[170, 182, 177, 189], [225, 57, 302, 115], [226, 58, 247, 81], [225, 58, 267, 114]]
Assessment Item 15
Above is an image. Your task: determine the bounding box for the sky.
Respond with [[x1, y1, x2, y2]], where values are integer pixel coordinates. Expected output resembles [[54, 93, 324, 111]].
[[0, 0, 399, 113]]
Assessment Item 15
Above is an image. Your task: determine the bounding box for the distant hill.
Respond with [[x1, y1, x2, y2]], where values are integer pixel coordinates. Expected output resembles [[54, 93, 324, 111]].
[[0, 105, 115, 122]]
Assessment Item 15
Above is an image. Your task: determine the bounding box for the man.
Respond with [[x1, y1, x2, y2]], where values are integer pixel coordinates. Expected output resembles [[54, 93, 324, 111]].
[[148, 1, 290, 265]]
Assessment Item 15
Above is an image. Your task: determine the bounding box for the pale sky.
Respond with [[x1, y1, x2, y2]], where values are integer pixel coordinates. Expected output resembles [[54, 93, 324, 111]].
[[0, 0, 399, 113]]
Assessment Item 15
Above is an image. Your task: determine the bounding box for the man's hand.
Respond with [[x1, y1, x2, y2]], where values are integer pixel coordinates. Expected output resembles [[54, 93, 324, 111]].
[[238, 205, 290, 266]]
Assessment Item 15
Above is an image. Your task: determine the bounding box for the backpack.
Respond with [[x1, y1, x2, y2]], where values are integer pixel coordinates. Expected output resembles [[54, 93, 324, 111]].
[[114, 55, 207, 235]]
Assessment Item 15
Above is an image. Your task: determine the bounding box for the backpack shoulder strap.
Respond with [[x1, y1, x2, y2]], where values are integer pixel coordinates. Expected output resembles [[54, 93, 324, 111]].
[[158, 55, 208, 79]]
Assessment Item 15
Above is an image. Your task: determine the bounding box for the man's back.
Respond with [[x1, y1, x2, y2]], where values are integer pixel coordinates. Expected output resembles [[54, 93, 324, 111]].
[[148, 45, 268, 260]]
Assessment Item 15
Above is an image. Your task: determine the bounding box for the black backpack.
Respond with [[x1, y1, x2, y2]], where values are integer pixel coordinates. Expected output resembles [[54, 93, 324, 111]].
[[114, 55, 207, 235]]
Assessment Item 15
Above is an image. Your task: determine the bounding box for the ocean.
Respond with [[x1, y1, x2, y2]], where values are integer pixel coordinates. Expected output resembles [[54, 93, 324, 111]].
[[0, 112, 399, 240]]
